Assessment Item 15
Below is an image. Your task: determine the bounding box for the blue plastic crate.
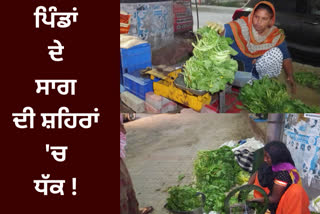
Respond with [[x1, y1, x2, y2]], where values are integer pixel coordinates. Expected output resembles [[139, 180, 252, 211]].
[[120, 84, 125, 93], [120, 43, 152, 74], [123, 72, 155, 100], [120, 66, 124, 85]]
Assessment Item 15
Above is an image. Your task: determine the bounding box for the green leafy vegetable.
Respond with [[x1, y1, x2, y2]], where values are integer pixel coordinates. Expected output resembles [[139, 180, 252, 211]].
[[178, 174, 185, 181], [183, 26, 238, 93], [236, 170, 251, 185], [193, 146, 247, 213], [294, 71, 320, 90], [166, 146, 251, 213], [238, 77, 320, 113], [166, 185, 202, 211]]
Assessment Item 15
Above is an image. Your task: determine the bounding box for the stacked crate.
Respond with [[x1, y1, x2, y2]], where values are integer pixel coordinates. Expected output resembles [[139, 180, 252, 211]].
[[120, 43, 158, 100]]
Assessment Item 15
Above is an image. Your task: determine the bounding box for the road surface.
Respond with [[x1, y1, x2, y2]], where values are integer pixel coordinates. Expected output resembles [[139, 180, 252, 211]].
[[191, 5, 239, 31]]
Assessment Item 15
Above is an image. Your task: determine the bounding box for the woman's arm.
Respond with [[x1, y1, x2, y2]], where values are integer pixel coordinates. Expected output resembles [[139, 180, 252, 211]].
[[283, 58, 296, 94], [278, 41, 296, 94], [248, 172, 257, 185], [249, 184, 286, 204], [250, 178, 287, 205], [267, 183, 286, 204]]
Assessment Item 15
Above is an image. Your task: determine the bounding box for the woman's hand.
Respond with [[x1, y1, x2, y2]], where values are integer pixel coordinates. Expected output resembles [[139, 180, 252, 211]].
[[248, 172, 257, 185], [207, 21, 224, 34], [247, 197, 265, 203], [283, 59, 296, 94], [287, 76, 296, 94]]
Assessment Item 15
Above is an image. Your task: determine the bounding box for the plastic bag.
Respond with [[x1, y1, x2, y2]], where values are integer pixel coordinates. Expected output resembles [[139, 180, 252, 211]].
[[120, 34, 147, 49], [219, 140, 237, 148], [232, 137, 264, 153], [311, 195, 320, 212]]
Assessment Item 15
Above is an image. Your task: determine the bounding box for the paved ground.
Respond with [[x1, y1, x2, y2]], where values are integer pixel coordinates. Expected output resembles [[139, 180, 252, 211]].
[[123, 113, 263, 213], [191, 5, 238, 31]]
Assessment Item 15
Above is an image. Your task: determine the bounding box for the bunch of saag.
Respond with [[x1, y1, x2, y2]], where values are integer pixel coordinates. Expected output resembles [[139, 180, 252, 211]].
[[166, 146, 251, 213], [238, 77, 320, 113], [166, 185, 202, 212], [193, 146, 246, 213], [293, 71, 320, 90], [236, 170, 251, 185], [183, 26, 238, 94]]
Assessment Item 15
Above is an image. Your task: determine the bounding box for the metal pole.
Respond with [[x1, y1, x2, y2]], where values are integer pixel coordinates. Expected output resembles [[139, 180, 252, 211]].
[[194, 0, 199, 30], [266, 113, 285, 143]]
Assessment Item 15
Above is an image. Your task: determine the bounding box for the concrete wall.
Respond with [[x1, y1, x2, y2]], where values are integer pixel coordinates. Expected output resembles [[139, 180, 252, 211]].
[[120, 1, 174, 50]]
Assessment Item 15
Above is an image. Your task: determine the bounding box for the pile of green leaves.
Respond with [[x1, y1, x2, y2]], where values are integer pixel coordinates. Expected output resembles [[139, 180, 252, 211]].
[[183, 26, 238, 93], [166, 146, 251, 213], [236, 170, 252, 185], [238, 77, 320, 113], [294, 71, 320, 90], [193, 146, 247, 212], [166, 185, 202, 212]]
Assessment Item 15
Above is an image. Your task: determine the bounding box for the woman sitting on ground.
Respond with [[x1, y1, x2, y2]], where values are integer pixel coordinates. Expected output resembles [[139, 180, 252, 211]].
[[248, 141, 310, 214]]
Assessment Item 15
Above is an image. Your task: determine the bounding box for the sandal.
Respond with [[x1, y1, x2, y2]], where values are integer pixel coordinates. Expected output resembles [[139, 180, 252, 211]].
[[139, 206, 154, 214]]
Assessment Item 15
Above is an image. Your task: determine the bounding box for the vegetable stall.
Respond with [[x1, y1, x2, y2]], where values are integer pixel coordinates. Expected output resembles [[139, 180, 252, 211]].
[[172, 26, 319, 113], [121, 24, 320, 113]]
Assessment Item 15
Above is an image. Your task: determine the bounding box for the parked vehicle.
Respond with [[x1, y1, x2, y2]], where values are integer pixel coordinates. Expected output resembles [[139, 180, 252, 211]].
[[232, 0, 320, 67]]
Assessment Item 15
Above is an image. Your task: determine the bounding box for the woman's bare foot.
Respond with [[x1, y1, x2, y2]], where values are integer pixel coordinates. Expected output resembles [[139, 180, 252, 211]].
[[139, 206, 153, 214]]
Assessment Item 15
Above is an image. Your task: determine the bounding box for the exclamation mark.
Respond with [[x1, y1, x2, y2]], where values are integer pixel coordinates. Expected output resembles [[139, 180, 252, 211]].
[[72, 178, 77, 196], [46, 144, 50, 152]]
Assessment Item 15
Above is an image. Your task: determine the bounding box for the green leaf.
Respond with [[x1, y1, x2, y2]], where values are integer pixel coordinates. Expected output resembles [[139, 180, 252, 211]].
[[184, 26, 238, 94], [166, 185, 202, 211], [237, 77, 320, 113], [178, 174, 185, 181], [294, 71, 320, 90]]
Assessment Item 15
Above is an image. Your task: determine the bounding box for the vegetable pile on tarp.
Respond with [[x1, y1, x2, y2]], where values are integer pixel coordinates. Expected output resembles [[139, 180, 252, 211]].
[[293, 71, 320, 90], [238, 77, 320, 113], [183, 26, 238, 94], [166, 146, 250, 213]]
